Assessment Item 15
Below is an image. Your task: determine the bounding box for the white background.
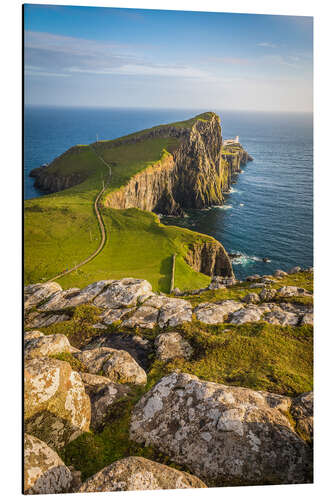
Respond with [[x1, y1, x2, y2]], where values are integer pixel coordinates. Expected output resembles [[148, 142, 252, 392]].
[[0, 0, 331, 498]]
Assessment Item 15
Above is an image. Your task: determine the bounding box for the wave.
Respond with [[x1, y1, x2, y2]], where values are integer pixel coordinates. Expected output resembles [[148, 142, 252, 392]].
[[213, 204, 232, 210], [229, 251, 264, 266]]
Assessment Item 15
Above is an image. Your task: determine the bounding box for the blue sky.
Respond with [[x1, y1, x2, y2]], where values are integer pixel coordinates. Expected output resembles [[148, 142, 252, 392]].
[[24, 4, 313, 111]]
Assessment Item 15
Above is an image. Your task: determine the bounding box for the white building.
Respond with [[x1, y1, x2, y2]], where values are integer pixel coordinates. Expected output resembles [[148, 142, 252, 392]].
[[223, 136, 239, 146]]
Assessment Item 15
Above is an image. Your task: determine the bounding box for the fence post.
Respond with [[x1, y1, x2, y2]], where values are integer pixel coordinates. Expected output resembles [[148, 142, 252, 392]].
[[170, 253, 177, 293]]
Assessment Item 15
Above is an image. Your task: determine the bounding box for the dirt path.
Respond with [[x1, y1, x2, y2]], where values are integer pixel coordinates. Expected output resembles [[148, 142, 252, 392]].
[[46, 151, 111, 283]]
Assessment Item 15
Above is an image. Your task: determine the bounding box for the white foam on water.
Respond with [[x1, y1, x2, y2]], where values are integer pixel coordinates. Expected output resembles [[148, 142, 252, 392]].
[[214, 204, 232, 210], [230, 251, 262, 266]]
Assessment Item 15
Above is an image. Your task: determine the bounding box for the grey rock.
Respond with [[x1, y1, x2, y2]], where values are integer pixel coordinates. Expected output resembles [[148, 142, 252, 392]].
[[94, 278, 153, 308], [277, 286, 311, 297], [39, 280, 114, 311], [274, 269, 288, 278], [229, 306, 262, 324], [249, 283, 266, 289], [74, 347, 147, 385], [24, 330, 45, 341], [79, 456, 206, 492], [195, 300, 243, 324], [79, 372, 112, 392], [83, 333, 153, 370], [264, 310, 300, 326], [100, 307, 135, 325], [289, 266, 302, 274], [89, 383, 131, 430], [24, 310, 71, 329], [300, 313, 314, 326], [142, 296, 192, 328], [24, 434, 72, 494], [130, 373, 312, 485], [25, 333, 72, 359], [155, 332, 193, 361], [24, 282, 62, 310], [242, 293, 260, 304], [291, 392, 313, 443], [122, 306, 159, 329], [24, 357, 91, 449], [259, 288, 277, 301], [246, 274, 261, 282]]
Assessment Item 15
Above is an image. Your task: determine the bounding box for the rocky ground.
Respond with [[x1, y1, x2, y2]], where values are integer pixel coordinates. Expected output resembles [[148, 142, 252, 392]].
[[24, 267, 313, 494]]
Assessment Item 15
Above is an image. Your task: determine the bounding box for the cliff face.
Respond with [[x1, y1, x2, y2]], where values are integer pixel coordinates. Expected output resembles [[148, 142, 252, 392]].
[[105, 114, 237, 214], [30, 168, 86, 193], [29, 113, 252, 279], [105, 153, 184, 216], [185, 240, 234, 278]]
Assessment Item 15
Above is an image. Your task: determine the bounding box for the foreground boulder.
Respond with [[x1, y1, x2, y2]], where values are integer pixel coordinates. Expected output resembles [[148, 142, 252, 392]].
[[24, 310, 71, 329], [74, 347, 147, 385], [89, 382, 131, 430], [24, 282, 62, 309], [130, 373, 312, 486], [155, 332, 193, 361], [24, 357, 91, 449], [242, 293, 260, 304], [78, 456, 206, 492], [24, 333, 73, 358], [24, 434, 72, 494], [38, 280, 112, 311], [277, 286, 310, 297], [84, 333, 153, 370], [194, 300, 243, 324], [93, 278, 153, 308], [24, 330, 45, 341]]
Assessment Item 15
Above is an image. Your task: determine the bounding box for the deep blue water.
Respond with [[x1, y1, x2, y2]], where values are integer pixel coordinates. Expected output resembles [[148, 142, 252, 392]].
[[24, 107, 313, 279]]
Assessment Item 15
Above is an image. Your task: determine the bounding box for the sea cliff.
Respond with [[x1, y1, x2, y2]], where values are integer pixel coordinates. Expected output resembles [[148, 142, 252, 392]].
[[27, 113, 254, 282]]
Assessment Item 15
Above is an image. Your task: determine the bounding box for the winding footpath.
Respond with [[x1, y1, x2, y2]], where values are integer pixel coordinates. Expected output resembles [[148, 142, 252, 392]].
[[46, 150, 111, 283]]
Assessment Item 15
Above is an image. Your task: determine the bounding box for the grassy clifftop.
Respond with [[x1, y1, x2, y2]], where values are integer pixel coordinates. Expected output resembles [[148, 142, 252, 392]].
[[25, 113, 225, 290]]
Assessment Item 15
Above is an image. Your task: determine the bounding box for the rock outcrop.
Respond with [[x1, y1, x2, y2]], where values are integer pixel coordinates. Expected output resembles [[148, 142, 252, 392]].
[[24, 357, 91, 449], [185, 239, 234, 278], [29, 113, 241, 279], [88, 382, 131, 430], [24, 277, 313, 330], [155, 332, 193, 361], [130, 373, 313, 486], [78, 456, 206, 492], [24, 333, 73, 358], [74, 347, 147, 385], [24, 434, 73, 494]]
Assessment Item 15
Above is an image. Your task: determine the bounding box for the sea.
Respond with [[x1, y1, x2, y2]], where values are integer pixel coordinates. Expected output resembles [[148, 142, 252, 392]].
[[24, 106, 313, 280]]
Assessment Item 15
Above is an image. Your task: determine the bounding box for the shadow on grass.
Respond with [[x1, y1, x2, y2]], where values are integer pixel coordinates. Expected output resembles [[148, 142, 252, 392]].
[[158, 256, 173, 293]]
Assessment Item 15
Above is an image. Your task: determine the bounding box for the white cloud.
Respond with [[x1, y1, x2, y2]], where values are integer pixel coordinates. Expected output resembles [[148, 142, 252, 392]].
[[257, 42, 277, 48], [68, 63, 211, 79]]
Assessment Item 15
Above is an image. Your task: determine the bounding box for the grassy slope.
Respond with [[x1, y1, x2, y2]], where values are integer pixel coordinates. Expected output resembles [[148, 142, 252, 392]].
[[57, 208, 211, 292], [24, 115, 213, 289]]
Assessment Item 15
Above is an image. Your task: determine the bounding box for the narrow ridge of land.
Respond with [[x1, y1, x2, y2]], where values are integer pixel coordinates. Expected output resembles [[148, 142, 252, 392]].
[[46, 150, 111, 282]]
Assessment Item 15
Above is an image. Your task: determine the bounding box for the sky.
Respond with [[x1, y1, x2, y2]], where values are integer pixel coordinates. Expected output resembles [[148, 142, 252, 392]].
[[24, 4, 313, 112]]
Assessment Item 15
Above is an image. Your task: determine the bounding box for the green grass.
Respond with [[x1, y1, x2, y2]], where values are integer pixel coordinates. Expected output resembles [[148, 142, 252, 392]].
[[54, 208, 214, 291], [166, 321, 313, 397], [179, 271, 313, 307], [60, 379, 193, 481], [24, 127, 213, 290], [97, 137, 180, 196]]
